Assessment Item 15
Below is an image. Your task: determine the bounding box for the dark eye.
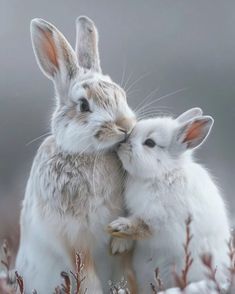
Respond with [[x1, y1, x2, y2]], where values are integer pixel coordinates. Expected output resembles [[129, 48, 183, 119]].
[[80, 98, 90, 112], [144, 138, 156, 148]]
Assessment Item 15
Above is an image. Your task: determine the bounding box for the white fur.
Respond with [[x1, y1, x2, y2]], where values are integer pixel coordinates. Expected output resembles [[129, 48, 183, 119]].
[[109, 109, 231, 292], [16, 17, 136, 293]]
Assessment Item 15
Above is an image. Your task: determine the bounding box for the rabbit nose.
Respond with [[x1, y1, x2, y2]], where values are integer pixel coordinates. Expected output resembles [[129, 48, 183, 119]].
[[116, 117, 136, 134], [118, 128, 129, 142]]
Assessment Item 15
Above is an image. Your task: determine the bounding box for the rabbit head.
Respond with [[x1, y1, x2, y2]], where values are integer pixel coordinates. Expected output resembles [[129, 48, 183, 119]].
[[118, 108, 214, 178], [30, 17, 136, 153]]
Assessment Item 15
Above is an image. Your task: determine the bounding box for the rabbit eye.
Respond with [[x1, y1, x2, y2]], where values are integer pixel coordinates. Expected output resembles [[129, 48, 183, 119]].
[[80, 98, 90, 112], [144, 138, 156, 148]]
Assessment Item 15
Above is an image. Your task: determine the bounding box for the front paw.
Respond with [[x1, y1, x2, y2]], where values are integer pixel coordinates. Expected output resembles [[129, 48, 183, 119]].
[[107, 217, 133, 238], [110, 237, 133, 255]]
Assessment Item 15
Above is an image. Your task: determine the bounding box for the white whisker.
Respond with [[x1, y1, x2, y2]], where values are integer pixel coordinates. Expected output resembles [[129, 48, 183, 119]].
[[120, 61, 127, 88], [134, 87, 160, 113], [123, 70, 134, 91], [125, 71, 151, 94], [136, 88, 188, 115], [26, 131, 52, 146]]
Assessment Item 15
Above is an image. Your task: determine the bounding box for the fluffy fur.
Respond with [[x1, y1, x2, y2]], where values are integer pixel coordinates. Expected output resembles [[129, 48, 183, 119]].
[[16, 17, 136, 293], [108, 108, 230, 293]]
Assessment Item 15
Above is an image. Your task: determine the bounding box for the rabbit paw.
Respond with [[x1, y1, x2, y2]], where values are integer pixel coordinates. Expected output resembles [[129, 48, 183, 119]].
[[108, 217, 133, 238], [110, 237, 133, 255]]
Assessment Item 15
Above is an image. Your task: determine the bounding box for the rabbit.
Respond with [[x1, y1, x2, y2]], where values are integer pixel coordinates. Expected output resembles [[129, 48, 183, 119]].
[[108, 108, 231, 293], [15, 16, 136, 294]]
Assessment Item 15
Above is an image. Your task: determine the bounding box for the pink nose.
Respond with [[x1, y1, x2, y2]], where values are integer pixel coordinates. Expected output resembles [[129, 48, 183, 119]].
[[116, 117, 136, 134]]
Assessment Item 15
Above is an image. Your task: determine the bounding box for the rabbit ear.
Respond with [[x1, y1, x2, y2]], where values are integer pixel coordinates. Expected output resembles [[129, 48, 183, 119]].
[[176, 108, 203, 123], [175, 116, 214, 150], [30, 18, 78, 83], [75, 16, 101, 72]]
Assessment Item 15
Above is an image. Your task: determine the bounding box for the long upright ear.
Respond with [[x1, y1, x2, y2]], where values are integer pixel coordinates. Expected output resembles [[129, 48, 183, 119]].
[[75, 16, 101, 72], [175, 116, 214, 150], [176, 108, 203, 123], [30, 18, 78, 83]]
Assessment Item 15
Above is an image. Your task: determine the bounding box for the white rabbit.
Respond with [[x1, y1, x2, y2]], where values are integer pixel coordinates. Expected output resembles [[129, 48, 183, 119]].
[[15, 16, 136, 294], [108, 108, 231, 293]]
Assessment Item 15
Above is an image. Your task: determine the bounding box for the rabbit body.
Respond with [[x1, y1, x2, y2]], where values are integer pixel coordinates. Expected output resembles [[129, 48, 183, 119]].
[[16, 136, 124, 293], [125, 158, 230, 292], [16, 16, 136, 293], [108, 110, 230, 293]]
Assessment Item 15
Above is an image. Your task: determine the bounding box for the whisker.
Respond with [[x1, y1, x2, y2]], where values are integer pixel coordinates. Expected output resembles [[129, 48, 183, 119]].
[[134, 87, 160, 113], [136, 88, 188, 114], [120, 61, 127, 88], [125, 88, 140, 98], [125, 71, 151, 94], [78, 143, 93, 156], [136, 106, 173, 117], [26, 131, 52, 146], [154, 87, 188, 103], [123, 71, 134, 91]]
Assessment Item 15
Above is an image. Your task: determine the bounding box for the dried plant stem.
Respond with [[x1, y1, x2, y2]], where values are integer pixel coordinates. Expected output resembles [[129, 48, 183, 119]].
[[174, 216, 194, 290], [15, 271, 24, 294], [61, 271, 71, 294], [1, 239, 12, 282], [70, 252, 86, 293], [150, 268, 164, 293], [57, 252, 86, 294], [227, 237, 235, 293], [201, 254, 221, 293]]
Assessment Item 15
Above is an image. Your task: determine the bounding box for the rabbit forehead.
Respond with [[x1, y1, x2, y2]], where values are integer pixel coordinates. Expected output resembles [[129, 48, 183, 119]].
[[71, 73, 125, 108], [134, 117, 176, 145]]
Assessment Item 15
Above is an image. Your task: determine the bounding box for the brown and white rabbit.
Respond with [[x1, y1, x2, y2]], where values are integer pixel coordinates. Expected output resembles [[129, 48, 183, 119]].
[[15, 16, 136, 294]]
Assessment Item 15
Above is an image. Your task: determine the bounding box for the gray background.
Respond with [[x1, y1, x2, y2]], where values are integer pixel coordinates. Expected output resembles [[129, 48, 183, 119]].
[[0, 0, 235, 246]]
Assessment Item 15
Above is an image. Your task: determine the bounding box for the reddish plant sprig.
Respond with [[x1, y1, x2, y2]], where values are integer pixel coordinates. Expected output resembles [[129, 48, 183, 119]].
[[227, 236, 235, 292], [56, 252, 86, 294], [61, 271, 71, 294], [15, 271, 24, 294], [54, 286, 61, 294], [228, 237, 235, 274], [150, 283, 157, 294], [1, 239, 12, 282], [174, 216, 194, 290], [70, 252, 86, 294], [150, 268, 164, 293], [201, 254, 221, 293]]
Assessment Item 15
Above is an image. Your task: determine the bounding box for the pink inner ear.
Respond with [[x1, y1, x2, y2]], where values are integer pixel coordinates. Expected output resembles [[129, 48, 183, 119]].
[[39, 27, 59, 70], [183, 120, 206, 143]]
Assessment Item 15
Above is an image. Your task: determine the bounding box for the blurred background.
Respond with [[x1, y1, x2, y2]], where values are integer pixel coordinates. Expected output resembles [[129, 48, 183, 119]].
[[0, 0, 235, 254]]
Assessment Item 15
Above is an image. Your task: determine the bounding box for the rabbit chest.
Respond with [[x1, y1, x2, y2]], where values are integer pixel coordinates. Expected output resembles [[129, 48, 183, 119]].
[[32, 137, 124, 223]]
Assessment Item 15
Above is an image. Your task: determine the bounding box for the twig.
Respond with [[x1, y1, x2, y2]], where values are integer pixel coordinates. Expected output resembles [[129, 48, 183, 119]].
[[1, 240, 12, 282], [15, 271, 24, 294], [54, 286, 62, 294], [201, 254, 221, 293], [226, 236, 235, 294], [174, 216, 194, 289], [150, 268, 164, 293], [70, 252, 86, 294], [56, 252, 86, 294], [60, 271, 71, 294]]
